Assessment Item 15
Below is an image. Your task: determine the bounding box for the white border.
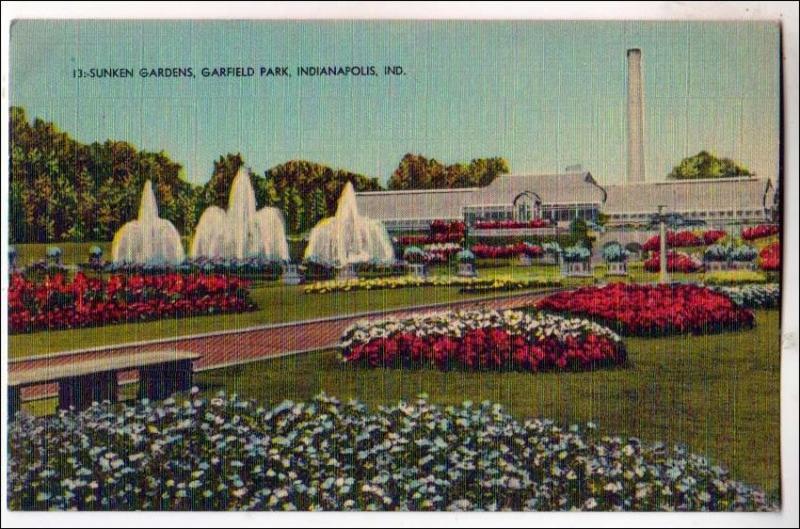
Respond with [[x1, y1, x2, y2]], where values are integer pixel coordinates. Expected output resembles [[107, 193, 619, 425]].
[[1, 2, 798, 528]]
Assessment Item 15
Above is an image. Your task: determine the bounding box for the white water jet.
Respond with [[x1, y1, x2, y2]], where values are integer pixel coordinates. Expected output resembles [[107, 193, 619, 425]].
[[111, 180, 186, 265], [190, 168, 290, 262], [304, 182, 395, 266]]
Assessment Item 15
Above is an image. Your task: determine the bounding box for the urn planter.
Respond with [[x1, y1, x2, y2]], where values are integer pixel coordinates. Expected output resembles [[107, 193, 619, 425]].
[[605, 261, 628, 276], [562, 260, 593, 277], [282, 263, 304, 285], [457, 262, 478, 277], [408, 263, 428, 278]]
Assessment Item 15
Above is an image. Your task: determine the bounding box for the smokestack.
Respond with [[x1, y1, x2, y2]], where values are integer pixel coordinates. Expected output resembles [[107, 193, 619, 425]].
[[627, 48, 645, 182]]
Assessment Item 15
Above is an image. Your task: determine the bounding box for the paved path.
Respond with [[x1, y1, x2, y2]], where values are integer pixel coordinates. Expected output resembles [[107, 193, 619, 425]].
[[12, 290, 553, 401]]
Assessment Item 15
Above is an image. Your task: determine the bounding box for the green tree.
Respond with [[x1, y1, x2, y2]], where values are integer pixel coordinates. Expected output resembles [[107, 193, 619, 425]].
[[668, 151, 752, 180], [388, 153, 510, 190]]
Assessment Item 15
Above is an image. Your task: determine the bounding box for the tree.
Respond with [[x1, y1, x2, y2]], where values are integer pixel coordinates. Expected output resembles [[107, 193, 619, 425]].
[[668, 151, 752, 180], [387, 153, 510, 190]]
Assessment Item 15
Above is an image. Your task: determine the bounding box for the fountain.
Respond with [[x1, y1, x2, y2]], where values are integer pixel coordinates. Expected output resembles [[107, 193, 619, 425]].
[[111, 181, 186, 266], [304, 182, 395, 279], [190, 168, 290, 264]]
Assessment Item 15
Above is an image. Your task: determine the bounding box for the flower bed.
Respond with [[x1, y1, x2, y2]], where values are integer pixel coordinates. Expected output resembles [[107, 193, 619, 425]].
[[8, 272, 256, 333], [644, 251, 702, 273], [8, 391, 775, 511], [474, 219, 551, 229], [471, 242, 543, 259], [643, 231, 701, 251], [536, 283, 754, 336], [758, 242, 780, 272], [742, 224, 779, 241], [397, 220, 465, 246], [710, 284, 780, 309], [703, 270, 767, 286], [458, 277, 560, 293], [702, 229, 727, 245], [422, 242, 462, 263], [303, 275, 559, 295], [340, 309, 625, 371]]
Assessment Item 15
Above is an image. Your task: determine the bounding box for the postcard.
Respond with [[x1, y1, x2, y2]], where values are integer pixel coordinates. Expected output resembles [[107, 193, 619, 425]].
[[4, 15, 790, 517]]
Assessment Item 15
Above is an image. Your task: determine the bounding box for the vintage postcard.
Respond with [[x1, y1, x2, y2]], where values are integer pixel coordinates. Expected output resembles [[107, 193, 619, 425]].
[[2, 11, 793, 521]]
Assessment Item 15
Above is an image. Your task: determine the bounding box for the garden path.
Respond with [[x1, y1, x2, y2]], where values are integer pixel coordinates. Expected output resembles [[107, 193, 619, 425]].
[[12, 289, 554, 401]]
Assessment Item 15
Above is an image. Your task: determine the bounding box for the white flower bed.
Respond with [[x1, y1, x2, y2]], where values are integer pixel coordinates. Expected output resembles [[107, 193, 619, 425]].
[[8, 392, 774, 511], [710, 284, 780, 309]]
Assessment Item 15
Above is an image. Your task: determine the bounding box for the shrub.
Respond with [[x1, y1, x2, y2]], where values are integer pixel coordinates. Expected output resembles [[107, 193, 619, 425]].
[[602, 243, 628, 263], [7, 392, 776, 511], [562, 245, 591, 263]]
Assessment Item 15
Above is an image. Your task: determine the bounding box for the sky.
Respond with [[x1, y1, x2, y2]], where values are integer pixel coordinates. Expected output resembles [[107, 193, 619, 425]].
[[10, 20, 780, 186]]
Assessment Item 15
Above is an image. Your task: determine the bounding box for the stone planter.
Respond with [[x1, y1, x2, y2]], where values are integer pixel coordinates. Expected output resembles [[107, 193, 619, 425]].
[[407, 263, 428, 278], [336, 263, 358, 281], [562, 260, 593, 277], [281, 263, 304, 285], [704, 260, 728, 272], [457, 262, 478, 277], [605, 261, 628, 276], [729, 260, 757, 271]]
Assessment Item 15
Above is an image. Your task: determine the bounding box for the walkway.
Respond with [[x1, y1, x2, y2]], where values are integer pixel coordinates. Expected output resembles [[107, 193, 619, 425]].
[[11, 289, 556, 401]]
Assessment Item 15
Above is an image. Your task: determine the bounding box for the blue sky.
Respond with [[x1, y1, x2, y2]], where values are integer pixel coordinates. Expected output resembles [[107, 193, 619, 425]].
[[10, 20, 780, 186]]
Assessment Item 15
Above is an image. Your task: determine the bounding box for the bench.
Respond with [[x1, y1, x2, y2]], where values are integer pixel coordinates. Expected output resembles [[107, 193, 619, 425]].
[[8, 351, 201, 416]]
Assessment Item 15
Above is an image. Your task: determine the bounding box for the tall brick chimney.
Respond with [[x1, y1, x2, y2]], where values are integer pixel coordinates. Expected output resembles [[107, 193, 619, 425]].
[[627, 48, 645, 182]]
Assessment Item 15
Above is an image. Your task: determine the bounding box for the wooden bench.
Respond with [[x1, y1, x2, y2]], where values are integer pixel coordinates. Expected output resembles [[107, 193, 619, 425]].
[[8, 351, 201, 416]]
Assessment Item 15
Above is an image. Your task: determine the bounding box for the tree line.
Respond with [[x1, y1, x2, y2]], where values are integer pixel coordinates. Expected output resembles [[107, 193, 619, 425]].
[[10, 107, 510, 243]]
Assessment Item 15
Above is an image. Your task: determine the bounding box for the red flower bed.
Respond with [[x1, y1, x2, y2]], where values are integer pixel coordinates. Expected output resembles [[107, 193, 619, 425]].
[[643, 251, 702, 273], [758, 242, 780, 271], [471, 242, 543, 259], [642, 230, 707, 251], [536, 283, 754, 336], [8, 272, 256, 333], [742, 224, 779, 241], [474, 219, 551, 230], [339, 310, 626, 372], [397, 220, 465, 246], [703, 230, 727, 245], [430, 220, 466, 237]]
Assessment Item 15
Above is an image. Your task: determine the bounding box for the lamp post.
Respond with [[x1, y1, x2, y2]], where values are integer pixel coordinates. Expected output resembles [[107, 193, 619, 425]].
[[657, 204, 669, 284], [463, 210, 469, 252]]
